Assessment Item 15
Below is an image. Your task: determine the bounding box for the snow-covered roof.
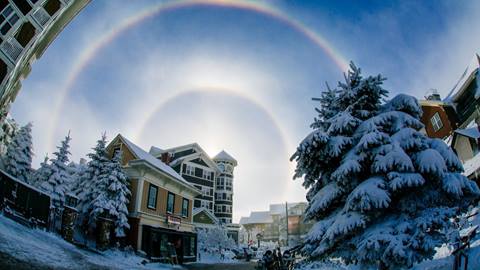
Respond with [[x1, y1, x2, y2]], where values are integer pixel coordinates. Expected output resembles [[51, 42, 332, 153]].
[[151, 143, 221, 172], [117, 135, 197, 190], [464, 153, 480, 177], [0, 168, 51, 198], [213, 150, 237, 165], [269, 202, 302, 215], [149, 146, 163, 157], [445, 54, 480, 102], [192, 207, 219, 225], [454, 127, 480, 140], [241, 211, 272, 225]]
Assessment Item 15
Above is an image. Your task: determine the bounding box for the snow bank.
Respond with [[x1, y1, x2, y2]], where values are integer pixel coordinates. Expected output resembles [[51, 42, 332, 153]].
[[0, 214, 176, 269]]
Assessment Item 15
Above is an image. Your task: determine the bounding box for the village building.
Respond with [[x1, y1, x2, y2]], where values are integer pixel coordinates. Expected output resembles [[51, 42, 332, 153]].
[[0, 0, 90, 112], [239, 202, 312, 247], [212, 150, 237, 225], [443, 54, 480, 184], [106, 134, 201, 263], [149, 144, 240, 242], [419, 92, 457, 139]]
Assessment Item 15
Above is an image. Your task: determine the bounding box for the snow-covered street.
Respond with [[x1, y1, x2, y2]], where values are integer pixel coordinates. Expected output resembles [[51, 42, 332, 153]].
[[183, 262, 256, 270]]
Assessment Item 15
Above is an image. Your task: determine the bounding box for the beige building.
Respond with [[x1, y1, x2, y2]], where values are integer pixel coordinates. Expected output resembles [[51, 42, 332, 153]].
[[443, 54, 480, 185], [239, 202, 312, 247], [106, 134, 201, 263], [0, 0, 90, 113]]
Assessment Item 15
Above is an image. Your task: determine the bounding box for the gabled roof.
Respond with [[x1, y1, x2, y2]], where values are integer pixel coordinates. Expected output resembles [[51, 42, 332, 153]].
[[454, 127, 480, 140], [192, 207, 219, 225], [241, 211, 272, 225], [269, 202, 303, 215], [150, 142, 221, 172], [445, 54, 480, 102], [213, 150, 237, 166], [110, 134, 198, 192]]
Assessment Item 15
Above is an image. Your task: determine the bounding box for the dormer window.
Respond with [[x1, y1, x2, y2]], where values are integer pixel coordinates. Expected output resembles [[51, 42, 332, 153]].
[[430, 112, 443, 132]]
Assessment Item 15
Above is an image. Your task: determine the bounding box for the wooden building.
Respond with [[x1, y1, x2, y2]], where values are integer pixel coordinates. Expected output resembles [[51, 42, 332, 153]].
[[106, 134, 201, 263]]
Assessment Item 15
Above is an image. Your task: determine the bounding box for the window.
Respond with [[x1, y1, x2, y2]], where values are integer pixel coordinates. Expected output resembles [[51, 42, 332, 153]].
[[0, 5, 19, 35], [181, 198, 189, 217], [167, 192, 175, 214], [194, 167, 203, 177], [15, 21, 35, 47], [185, 164, 194, 175], [203, 170, 212, 180], [430, 112, 443, 132], [147, 184, 158, 209], [43, 0, 61, 16]]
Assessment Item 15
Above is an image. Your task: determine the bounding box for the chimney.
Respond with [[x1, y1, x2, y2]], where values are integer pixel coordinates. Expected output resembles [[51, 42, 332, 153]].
[[79, 158, 87, 165], [160, 152, 172, 165], [426, 89, 441, 101]]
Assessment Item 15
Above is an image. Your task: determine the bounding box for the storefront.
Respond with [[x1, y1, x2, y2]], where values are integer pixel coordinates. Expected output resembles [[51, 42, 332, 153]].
[[141, 225, 197, 263]]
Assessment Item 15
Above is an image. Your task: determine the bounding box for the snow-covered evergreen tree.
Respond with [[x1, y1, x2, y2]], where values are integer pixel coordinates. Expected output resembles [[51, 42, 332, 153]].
[[4, 122, 33, 183], [76, 134, 108, 213], [68, 159, 87, 194], [197, 226, 236, 252], [0, 116, 18, 156], [40, 133, 73, 206], [90, 150, 130, 237], [32, 153, 51, 187], [291, 63, 480, 269]]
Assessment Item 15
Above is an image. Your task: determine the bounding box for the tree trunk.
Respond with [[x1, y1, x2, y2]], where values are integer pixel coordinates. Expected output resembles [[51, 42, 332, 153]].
[[378, 260, 388, 270]]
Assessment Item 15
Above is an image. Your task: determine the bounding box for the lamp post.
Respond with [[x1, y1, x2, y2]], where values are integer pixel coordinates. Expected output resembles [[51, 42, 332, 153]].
[[286, 201, 289, 247]]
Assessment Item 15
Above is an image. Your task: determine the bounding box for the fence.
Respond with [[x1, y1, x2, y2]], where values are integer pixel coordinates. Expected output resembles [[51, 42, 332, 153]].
[[0, 168, 51, 229]]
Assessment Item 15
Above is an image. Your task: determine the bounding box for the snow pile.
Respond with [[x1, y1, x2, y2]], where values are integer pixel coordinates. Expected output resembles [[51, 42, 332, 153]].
[[291, 62, 480, 269], [0, 214, 176, 269]]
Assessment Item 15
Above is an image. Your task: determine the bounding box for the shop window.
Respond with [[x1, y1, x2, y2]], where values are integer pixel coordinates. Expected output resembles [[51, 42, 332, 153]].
[[12, 0, 31, 15], [147, 184, 158, 209], [43, 0, 60, 16], [15, 21, 35, 47], [430, 112, 443, 132], [0, 5, 19, 35], [0, 58, 7, 83], [181, 198, 189, 217], [166, 192, 175, 214]]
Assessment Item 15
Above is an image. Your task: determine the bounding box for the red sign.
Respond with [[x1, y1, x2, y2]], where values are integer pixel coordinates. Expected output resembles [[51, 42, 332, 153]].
[[167, 215, 181, 225]]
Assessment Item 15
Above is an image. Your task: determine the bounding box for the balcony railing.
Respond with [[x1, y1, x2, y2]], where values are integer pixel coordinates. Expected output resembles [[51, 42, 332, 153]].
[[32, 7, 50, 27], [1, 37, 23, 62]]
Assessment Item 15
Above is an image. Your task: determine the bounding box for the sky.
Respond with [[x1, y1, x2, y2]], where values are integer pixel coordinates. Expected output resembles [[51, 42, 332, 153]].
[[8, 0, 480, 222]]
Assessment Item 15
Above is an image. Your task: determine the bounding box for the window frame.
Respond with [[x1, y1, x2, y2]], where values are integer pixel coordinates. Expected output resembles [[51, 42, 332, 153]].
[[166, 192, 175, 214], [147, 184, 158, 210], [181, 198, 189, 217], [430, 112, 443, 132]]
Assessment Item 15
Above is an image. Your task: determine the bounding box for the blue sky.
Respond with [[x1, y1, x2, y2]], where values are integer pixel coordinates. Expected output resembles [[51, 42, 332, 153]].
[[9, 0, 480, 221]]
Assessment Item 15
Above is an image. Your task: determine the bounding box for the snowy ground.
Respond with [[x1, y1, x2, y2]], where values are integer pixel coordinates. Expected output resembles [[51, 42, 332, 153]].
[[0, 214, 179, 270]]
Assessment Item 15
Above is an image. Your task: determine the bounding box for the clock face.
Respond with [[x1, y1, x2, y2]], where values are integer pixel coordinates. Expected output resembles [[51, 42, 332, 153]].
[[226, 164, 233, 173], [218, 163, 225, 172]]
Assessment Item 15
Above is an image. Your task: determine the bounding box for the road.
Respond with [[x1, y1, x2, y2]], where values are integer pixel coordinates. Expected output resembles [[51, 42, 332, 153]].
[[183, 262, 257, 270]]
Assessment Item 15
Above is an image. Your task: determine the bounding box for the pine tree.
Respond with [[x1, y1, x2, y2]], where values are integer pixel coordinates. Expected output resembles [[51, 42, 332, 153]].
[[0, 116, 18, 155], [76, 133, 110, 228], [90, 150, 130, 237], [40, 133, 73, 206], [32, 153, 51, 187], [4, 122, 33, 183], [291, 63, 480, 269]]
